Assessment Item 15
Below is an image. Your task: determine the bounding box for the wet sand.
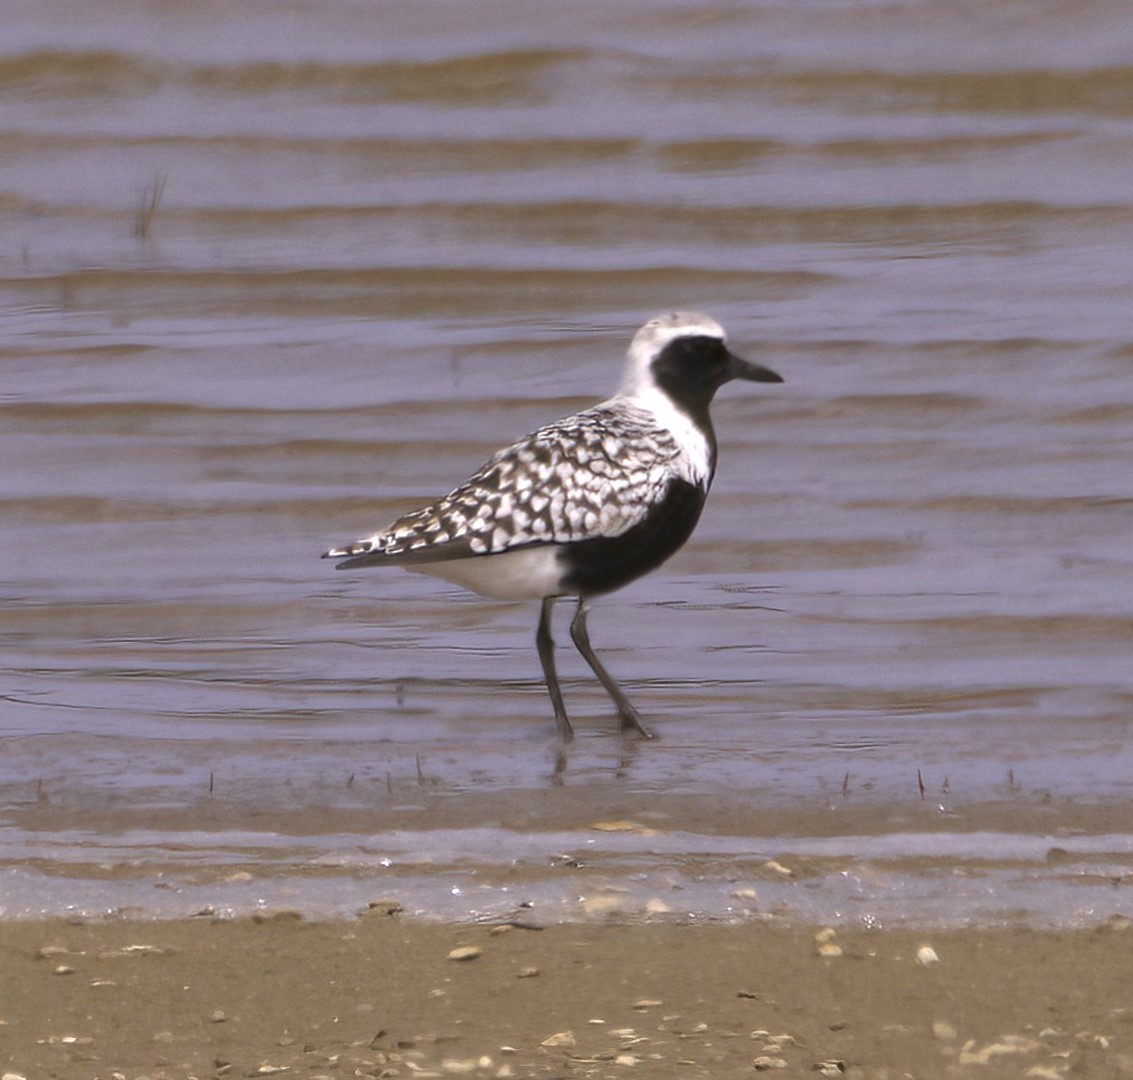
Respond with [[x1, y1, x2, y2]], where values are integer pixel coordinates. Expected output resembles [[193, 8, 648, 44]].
[[3, 913, 1131, 1079]]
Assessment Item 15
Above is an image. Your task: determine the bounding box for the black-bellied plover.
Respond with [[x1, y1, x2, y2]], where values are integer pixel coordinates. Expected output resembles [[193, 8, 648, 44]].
[[324, 311, 783, 742]]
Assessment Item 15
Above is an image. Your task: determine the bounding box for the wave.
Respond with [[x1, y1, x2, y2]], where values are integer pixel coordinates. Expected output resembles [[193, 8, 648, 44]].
[[0, 47, 589, 104], [648, 65, 1133, 117], [8, 47, 1133, 118]]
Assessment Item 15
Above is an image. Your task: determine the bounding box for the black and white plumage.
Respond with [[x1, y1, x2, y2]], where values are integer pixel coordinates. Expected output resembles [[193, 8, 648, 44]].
[[324, 311, 783, 742]]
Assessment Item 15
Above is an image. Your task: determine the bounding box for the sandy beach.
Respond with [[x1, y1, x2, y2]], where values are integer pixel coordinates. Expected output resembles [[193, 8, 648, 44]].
[[2, 913, 1131, 1079]]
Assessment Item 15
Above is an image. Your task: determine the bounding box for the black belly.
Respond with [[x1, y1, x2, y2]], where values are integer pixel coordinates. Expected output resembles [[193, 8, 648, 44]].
[[559, 478, 707, 597]]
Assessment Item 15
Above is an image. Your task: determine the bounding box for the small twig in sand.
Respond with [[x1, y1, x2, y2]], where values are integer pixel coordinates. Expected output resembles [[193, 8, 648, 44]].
[[135, 174, 167, 240]]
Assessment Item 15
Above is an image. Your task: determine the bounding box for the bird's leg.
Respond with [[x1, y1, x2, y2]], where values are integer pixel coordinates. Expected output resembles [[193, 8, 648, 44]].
[[536, 596, 574, 743], [569, 598, 656, 740]]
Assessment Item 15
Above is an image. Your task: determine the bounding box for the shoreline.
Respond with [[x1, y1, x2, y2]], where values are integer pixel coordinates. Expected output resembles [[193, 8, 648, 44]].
[[5, 787, 1133, 928], [2, 914, 1131, 1079]]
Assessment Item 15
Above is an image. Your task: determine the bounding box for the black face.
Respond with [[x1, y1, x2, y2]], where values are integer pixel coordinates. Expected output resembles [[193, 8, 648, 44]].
[[650, 334, 783, 415]]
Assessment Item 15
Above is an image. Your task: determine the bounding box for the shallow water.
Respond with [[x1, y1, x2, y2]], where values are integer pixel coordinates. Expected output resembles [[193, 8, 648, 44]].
[[3, 0, 1133, 926]]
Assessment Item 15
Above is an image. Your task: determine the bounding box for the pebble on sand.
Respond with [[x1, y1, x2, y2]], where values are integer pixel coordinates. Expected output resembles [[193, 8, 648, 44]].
[[35, 945, 77, 960], [365, 899, 404, 917], [540, 1031, 575, 1048], [447, 946, 482, 962], [440, 1059, 482, 1074], [916, 945, 940, 965], [813, 1060, 847, 1075], [98, 944, 174, 959], [958, 1035, 1041, 1065], [581, 895, 625, 915], [752, 1055, 788, 1069], [814, 929, 843, 959]]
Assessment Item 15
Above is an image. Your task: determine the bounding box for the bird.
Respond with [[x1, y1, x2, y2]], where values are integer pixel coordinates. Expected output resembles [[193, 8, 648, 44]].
[[323, 311, 783, 742]]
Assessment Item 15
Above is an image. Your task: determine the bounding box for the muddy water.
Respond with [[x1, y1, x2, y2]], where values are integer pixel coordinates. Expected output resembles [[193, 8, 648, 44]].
[[3, 0, 1133, 926]]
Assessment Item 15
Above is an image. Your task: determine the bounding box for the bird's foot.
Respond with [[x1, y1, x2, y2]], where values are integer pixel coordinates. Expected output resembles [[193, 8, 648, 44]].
[[554, 717, 575, 744], [552, 741, 569, 781], [619, 711, 656, 740]]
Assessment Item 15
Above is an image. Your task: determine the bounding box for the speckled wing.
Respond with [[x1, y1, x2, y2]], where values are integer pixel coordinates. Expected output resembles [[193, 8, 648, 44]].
[[326, 402, 684, 568]]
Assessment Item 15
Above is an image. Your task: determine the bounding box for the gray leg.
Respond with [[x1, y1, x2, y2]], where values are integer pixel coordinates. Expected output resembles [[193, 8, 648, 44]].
[[536, 596, 574, 743], [569, 598, 656, 740]]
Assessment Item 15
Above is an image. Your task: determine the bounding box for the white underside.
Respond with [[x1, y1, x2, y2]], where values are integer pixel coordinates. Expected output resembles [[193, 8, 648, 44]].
[[405, 545, 570, 600]]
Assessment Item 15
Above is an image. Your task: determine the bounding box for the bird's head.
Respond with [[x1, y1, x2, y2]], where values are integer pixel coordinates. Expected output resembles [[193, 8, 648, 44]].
[[620, 311, 783, 411]]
